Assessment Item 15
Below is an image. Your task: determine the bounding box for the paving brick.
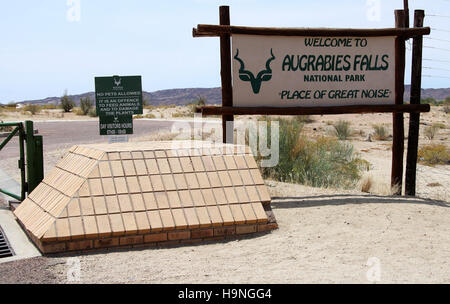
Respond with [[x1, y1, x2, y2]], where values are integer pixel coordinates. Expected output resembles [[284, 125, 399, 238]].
[[155, 150, 166, 158], [168, 158, 182, 173], [212, 155, 226, 170], [67, 199, 81, 217], [234, 155, 248, 169], [201, 156, 215, 171], [135, 212, 150, 234], [191, 228, 213, 239], [78, 181, 90, 197], [83, 215, 99, 239], [122, 160, 137, 176], [160, 209, 175, 230], [214, 226, 236, 236], [168, 230, 190, 240], [133, 159, 147, 175], [154, 192, 169, 209], [114, 177, 128, 194], [257, 185, 271, 202], [147, 210, 163, 232], [130, 193, 145, 211], [251, 203, 268, 223], [150, 175, 165, 191], [224, 187, 239, 204], [173, 174, 188, 190], [241, 203, 258, 224], [109, 213, 125, 236], [185, 173, 199, 189], [162, 174, 176, 191], [218, 205, 235, 226], [131, 151, 144, 159], [67, 240, 93, 251], [105, 195, 120, 213], [195, 207, 211, 228], [245, 186, 260, 202], [118, 194, 133, 212], [143, 151, 155, 159], [184, 207, 199, 229], [89, 178, 103, 196], [228, 170, 243, 186], [167, 191, 182, 208], [126, 176, 141, 193], [144, 232, 167, 243], [244, 154, 258, 169], [213, 188, 227, 205], [145, 159, 159, 174], [179, 157, 194, 172], [179, 190, 193, 207], [68, 217, 84, 240], [96, 215, 112, 237], [138, 175, 152, 192], [196, 172, 210, 188], [80, 197, 95, 216], [250, 169, 265, 185], [120, 235, 143, 246], [92, 196, 108, 214], [201, 189, 216, 206], [207, 206, 223, 226], [172, 208, 188, 230], [143, 192, 158, 210], [223, 155, 237, 170], [236, 224, 257, 234], [157, 158, 171, 174], [191, 157, 205, 172], [110, 161, 124, 176], [218, 171, 232, 187], [120, 151, 133, 160], [101, 178, 116, 195], [229, 204, 246, 225], [122, 212, 138, 235], [94, 237, 119, 248]]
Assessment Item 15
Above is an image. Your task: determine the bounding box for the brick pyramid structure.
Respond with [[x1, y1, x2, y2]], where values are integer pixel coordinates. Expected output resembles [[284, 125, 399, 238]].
[[14, 141, 277, 253]]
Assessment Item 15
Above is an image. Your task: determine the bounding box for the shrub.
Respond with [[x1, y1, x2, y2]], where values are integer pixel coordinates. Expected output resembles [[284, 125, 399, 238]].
[[332, 120, 352, 140], [80, 97, 93, 115], [418, 144, 450, 165], [41, 104, 57, 110], [257, 118, 369, 189], [87, 108, 98, 117], [372, 124, 390, 141], [60, 92, 75, 113], [424, 124, 440, 140], [23, 104, 41, 115], [145, 113, 156, 119]]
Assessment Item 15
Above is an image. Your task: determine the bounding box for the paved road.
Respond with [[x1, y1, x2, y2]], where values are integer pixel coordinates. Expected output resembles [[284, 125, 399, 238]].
[[0, 119, 219, 159]]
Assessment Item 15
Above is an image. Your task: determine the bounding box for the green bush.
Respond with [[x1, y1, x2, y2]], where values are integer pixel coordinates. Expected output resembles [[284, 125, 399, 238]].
[[418, 144, 450, 165], [332, 120, 352, 140], [257, 118, 369, 189], [23, 104, 41, 115], [373, 124, 390, 141], [60, 92, 75, 113], [80, 97, 93, 115], [87, 108, 97, 117], [424, 124, 440, 140]]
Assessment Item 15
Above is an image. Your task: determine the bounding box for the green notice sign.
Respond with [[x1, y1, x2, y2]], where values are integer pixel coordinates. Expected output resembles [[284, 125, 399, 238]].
[[99, 115, 133, 136], [95, 75, 143, 117], [95, 75, 143, 136]]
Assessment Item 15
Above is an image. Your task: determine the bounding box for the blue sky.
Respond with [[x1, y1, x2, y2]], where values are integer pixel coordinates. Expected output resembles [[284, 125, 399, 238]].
[[1, 0, 449, 103]]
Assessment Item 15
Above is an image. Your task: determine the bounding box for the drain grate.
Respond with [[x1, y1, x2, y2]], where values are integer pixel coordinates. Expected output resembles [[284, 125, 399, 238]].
[[0, 226, 14, 258]]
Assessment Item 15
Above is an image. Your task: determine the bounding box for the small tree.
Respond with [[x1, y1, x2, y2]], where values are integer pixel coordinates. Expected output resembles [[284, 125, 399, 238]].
[[60, 91, 75, 113], [80, 97, 93, 115]]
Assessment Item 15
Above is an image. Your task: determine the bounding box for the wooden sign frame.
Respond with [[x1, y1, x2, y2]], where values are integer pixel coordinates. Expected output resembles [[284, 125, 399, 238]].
[[193, 6, 430, 196]]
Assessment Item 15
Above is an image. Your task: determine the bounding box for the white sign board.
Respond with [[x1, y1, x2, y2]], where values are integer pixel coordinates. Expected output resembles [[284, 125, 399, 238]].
[[232, 35, 396, 107]]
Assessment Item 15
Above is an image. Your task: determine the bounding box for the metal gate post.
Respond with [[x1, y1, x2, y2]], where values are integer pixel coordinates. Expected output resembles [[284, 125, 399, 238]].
[[25, 120, 44, 194]]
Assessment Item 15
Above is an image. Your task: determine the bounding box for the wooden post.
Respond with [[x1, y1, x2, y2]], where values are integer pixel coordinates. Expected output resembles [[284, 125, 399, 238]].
[[219, 6, 234, 144], [403, 0, 410, 28], [405, 10, 425, 196], [392, 10, 407, 195]]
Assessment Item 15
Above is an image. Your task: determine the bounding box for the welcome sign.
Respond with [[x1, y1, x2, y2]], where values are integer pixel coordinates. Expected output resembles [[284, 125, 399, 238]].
[[232, 35, 396, 107]]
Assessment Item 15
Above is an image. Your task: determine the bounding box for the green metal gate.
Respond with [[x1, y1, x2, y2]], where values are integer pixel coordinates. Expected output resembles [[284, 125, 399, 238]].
[[0, 120, 43, 201]]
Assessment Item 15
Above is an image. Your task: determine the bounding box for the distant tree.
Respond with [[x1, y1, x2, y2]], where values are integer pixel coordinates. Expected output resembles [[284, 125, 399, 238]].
[[421, 97, 439, 106], [60, 91, 75, 113], [194, 95, 206, 107], [80, 96, 93, 115], [6, 101, 17, 108], [445, 96, 450, 104], [143, 96, 150, 107]]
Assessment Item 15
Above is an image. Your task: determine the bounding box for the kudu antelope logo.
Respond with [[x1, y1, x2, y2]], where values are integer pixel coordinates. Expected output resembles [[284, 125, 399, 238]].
[[113, 76, 121, 87], [234, 48, 275, 94]]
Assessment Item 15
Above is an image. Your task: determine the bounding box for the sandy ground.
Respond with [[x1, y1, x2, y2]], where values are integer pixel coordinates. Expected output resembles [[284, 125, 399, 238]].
[[0, 107, 448, 283]]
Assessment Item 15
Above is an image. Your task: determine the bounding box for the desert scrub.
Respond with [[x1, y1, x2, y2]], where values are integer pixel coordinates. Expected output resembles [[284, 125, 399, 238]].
[[87, 108, 97, 117], [23, 104, 41, 115], [332, 120, 352, 140], [418, 144, 450, 166], [257, 118, 369, 189], [372, 124, 390, 141], [424, 124, 440, 140]]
